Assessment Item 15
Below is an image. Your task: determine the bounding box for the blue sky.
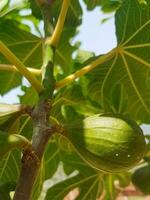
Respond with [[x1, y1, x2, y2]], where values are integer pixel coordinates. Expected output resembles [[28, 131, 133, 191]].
[[74, 1, 116, 55]]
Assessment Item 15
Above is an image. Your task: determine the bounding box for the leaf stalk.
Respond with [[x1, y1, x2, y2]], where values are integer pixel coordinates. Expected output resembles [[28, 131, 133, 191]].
[[55, 49, 115, 89], [45, 0, 70, 47], [0, 64, 41, 76], [0, 41, 44, 93]]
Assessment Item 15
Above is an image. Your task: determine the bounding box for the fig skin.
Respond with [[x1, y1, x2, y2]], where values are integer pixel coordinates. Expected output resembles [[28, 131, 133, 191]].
[[65, 114, 146, 173], [0, 131, 30, 159]]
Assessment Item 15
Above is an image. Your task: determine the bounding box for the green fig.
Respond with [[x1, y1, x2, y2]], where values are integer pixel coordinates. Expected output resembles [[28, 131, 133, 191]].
[[65, 114, 146, 173], [0, 131, 30, 158]]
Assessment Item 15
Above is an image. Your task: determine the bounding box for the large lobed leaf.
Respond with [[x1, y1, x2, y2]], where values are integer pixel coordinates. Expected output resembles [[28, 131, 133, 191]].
[[0, 20, 43, 68], [77, 0, 150, 123], [0, 150, 21, 199], [83, 0, 122, 12], [0, 19, 43, 94], [44, 134, 130, 200]]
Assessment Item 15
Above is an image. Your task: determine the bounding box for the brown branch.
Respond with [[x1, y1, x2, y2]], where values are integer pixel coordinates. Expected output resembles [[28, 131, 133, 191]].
[[36, 0, 46, 6], [13, 102, 55, 200], [13, 1, 57, 199]]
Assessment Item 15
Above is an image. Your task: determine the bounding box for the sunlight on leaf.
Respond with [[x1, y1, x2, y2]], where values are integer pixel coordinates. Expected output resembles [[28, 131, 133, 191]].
[[81, 0, 150, 123]]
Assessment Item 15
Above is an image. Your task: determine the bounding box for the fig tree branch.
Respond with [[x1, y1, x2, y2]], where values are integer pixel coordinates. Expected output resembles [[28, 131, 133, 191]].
[[13, 102, 55, 200], [13, 0, 57, 199], [0, 41, 44, 93], [55, 49, 116, 89], [45, 0, 70, 47], [0, 64, 41, 76], [36, 0, 46, 6], [36, 0, 55, 7]]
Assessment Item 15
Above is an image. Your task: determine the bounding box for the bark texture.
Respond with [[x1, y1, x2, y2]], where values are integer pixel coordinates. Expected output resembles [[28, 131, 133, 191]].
[[13, 102, 52, 200]]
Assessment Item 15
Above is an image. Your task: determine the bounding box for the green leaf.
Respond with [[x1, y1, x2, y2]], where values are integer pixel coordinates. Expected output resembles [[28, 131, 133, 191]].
[[80, 0, 150, 123], [45, 138, 130, 200], [0, 0, 28, 18], [0, 71, 22, 95], [132, 164, 150, 194], [29, 0, 42, 19], [19, 86, 39, 106], [138, 0, 148, 5], [0, 150, 21, 188], [82, 0, 101, 10], [31, 135, 60, 200], [44, 137, 60, 179], [110, 83, 128, 113], [0, 19, 43, 94], [45, 143, 102, 200], [51, 82, 101, 125], [83, 0, 122, 11], [104, 172, 130, 199], [0, 181, 16, 200], [18, 116, 33, 140], [55, 33, 77, 74], [0, 0, 8, 12], [60, 148, 96, 176], [0, 19, 43, 68], [45, 173, 102, 200], [75, 50, 95, 65], [51, 89, 84, 125]]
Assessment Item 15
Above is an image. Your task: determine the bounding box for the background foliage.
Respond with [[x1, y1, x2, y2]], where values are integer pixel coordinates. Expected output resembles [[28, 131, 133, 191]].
[[0, 0, 150, 199]]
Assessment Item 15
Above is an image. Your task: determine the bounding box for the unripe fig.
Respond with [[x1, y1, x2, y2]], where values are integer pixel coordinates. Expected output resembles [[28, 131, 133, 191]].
[[0, 131, 30, 158], [64, 114, 146, 173]]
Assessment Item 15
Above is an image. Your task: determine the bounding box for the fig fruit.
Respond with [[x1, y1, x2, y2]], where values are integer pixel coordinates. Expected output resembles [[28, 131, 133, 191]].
[[65, 114, 146, 173], [0, 131, 30, 158]]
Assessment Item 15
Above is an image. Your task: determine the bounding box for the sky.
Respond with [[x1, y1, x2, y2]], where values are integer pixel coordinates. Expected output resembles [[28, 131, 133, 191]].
[[0, 1, 149, 133], [74, 0, 117, 55]]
